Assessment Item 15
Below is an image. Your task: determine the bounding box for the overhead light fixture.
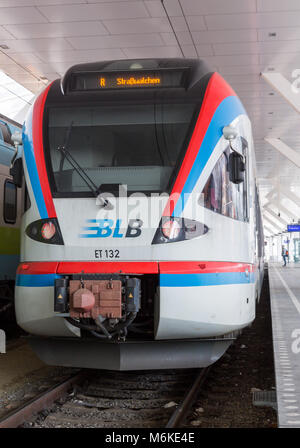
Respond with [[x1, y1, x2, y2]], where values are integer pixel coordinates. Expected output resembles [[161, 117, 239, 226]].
[[267, 67, 275, 71], [268, 32, 277, 37], [130, 63, 143, 69], [0, 44, 9, 50]]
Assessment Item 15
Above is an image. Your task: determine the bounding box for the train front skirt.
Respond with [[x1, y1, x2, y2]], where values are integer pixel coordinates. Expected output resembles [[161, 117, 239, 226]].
[[28, 335, 235, 370]]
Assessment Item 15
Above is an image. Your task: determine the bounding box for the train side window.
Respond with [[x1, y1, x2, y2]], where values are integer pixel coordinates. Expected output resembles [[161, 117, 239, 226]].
[[24, 184, 31, 212], [0, 122, 13, 146], [4, 179, 17, 224], [201, 145, 248, 222], [255, 185, 263, 257]]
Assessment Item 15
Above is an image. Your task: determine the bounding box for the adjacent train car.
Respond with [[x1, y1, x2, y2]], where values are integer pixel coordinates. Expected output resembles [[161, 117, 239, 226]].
[[0, 114, 23, 315], [12, 59, 264, 370]]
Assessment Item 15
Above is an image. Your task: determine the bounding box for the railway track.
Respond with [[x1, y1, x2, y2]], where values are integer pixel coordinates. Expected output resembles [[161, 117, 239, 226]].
[[0, 368, 211, 428]]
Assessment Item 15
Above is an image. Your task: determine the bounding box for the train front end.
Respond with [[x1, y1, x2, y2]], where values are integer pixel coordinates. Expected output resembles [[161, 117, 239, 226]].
[[15, 59, 256, 370]]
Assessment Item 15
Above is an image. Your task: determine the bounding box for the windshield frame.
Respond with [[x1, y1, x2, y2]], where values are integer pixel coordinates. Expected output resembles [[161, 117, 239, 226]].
[[43, 97, 201, 198]]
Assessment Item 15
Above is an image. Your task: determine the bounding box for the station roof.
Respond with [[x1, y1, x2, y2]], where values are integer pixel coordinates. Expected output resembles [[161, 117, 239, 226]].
[[0, 71, 34, 122], [0, 0, 299, 235]]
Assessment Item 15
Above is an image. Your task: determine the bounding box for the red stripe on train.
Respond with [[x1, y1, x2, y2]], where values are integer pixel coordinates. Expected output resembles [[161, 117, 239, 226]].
[[17, 261, 255, 276], [32, 83, 56, 218]]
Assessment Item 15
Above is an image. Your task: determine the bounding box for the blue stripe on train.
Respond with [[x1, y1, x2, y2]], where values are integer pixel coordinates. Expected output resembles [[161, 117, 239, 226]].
[[16, 272, 255, 288], [16, 274, 61, 287], [160, 272, 255, 287], [22, 107, 48, 219], [172, 95, 246, 217]]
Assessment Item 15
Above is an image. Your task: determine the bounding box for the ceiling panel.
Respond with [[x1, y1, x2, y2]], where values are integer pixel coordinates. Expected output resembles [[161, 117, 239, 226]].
[[0, 1, 85, 5], [192, 29, 258, 44], [180, 0, 256, 15], [144, 1, 165, 18], [0, 38, 74, 52], [37, 48, 125, 63], [7, 52, 43, 63], [103, 17, 172, 34], [67, 33, 164, 50], [257, 0, 300, 12], [160, 32, 178, 46], [0, 25, 14, 39], [123, 45, 181, 58], [0, 6, 47, 24], [181, 45, 197, 58], [203, 13, 258, 30], [5, 21, 109, 39], [179, 15, 208, 32], [161, 0, 182, 17], [258, 27, 300, 41], [194, 44, 214, 57], [37, 2, 149, 22]]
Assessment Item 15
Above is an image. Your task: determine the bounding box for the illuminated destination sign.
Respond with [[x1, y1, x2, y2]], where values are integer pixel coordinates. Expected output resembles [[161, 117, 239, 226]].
[[99, 75, 161, 88], [69, 69, 185, 92], [287, 224, 300, 232]]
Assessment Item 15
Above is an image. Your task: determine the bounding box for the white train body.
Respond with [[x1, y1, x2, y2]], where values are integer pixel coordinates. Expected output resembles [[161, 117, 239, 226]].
[[14, 59, 264, 370]]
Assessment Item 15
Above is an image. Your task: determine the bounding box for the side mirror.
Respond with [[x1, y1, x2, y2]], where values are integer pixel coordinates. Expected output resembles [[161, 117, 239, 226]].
[[11, 132, 22, 146], [229, 152, 245, 184], [223, 126, 238, 141], [10, 157, 23, 188]]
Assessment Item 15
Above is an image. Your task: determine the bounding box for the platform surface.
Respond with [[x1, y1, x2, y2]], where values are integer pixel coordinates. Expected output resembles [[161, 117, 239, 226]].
[[268, 263, 300, 428]]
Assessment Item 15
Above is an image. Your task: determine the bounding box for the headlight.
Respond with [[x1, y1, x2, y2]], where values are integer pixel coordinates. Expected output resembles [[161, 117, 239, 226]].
[[161, 219, 181, 239], [152, 217, 208, 245], [41, 221, 56, 240], [26, 218, 64, 245]]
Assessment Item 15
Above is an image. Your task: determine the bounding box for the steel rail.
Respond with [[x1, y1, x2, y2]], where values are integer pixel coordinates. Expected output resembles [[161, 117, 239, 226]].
[[166, 367, 211, 428], [0, 371, 86, 428]]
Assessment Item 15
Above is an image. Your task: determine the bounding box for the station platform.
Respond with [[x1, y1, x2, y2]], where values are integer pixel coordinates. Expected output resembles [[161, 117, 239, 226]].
[[268, 263, 300, 428]]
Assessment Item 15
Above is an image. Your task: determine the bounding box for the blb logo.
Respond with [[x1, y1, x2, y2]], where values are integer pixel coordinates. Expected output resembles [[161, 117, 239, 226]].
[[0, 329, 6, 354], [80, 219, 143, 239]]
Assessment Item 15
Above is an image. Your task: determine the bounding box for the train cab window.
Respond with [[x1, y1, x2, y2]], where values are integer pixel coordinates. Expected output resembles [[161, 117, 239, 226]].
[[200, 143, 248, 222], [4, 179, 17, 224], [46, 102, 197, 196]]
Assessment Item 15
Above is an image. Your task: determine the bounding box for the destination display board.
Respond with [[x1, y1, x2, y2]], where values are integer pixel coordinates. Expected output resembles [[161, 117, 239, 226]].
[[68, 69, 186, 92], [287, 224, 300, 232]]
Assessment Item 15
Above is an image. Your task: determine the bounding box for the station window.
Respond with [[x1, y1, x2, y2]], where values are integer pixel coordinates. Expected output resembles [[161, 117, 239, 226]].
[[200, 145, 248, 222], [4, 179, 17, 224]]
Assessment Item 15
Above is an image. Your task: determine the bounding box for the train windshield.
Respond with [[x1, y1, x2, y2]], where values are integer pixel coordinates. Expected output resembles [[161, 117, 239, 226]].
[[47, 102, 196, 196]]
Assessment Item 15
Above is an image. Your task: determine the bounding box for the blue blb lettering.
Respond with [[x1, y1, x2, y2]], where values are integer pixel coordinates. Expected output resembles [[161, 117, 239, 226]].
[[113, 219, 124, 238], [80, 219, 113, 238]]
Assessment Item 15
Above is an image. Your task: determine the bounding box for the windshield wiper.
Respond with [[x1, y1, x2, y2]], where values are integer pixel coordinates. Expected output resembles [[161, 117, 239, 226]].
[[57, 122, 111, 208]]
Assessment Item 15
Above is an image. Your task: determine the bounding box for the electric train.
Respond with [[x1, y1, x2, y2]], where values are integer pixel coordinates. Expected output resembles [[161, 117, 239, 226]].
[[12, 59, 264, 370]]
